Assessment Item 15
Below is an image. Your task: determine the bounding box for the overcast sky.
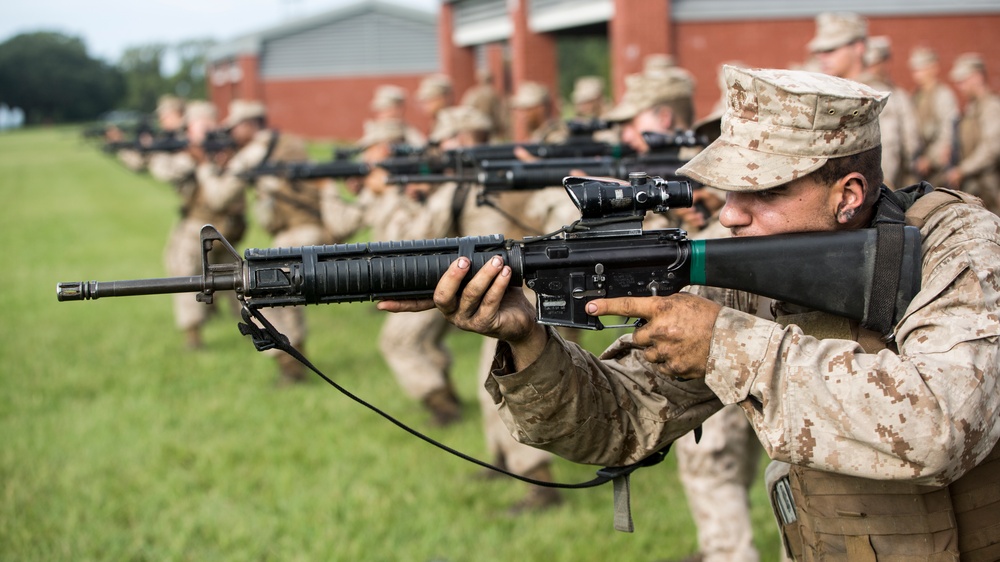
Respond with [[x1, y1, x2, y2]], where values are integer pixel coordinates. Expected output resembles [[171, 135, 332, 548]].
[[3, 0, 440, 64]]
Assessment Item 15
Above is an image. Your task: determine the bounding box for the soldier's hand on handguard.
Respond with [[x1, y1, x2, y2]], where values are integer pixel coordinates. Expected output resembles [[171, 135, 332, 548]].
[[378, 254, 549, 371], [513, 146, 539, 163], [587, 293, 722, 380]]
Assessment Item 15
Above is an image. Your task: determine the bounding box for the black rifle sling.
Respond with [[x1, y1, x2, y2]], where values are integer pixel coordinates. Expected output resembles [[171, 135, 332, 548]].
[[450, 180, 472, 229], [236, 303, 668, 532], [865, 186, 908, 337]]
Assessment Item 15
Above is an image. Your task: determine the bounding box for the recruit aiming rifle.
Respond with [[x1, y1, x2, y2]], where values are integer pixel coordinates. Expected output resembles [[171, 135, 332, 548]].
[[56, 172, 921, 532], [58, 172, 920, 335]]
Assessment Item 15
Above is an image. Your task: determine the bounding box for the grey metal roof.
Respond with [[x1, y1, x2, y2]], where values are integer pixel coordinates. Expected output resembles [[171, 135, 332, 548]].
[[259, 8, 439, 78], [672, 0, 1000, 21], [208, 0, 437, 63]]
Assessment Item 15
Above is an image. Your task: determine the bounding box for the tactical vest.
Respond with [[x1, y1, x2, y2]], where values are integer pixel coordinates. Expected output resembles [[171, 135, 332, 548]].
[[769, 187, 1000, 562], [258, 132, 324, 236]]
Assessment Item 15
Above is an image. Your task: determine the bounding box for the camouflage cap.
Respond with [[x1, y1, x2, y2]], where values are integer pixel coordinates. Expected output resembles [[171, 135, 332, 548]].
[[416, 74, 453, 101], [221, 99, 266, 129], [371, 85, 406, 111], [572, 76, 605, 104], [183, 100, 217, 123], [643, 53, 676, 76], [864, 35, 892, 66], [601, 71, 694, 123], [677, 66, 889, 192], [808, 12, 867, 53], [509, 81, 550, 109], [357, 119, 407, 148], [156, 95, 185, 116], [430, 106, 492, 143], [908, 46, 939, 70], [950, 52, 985, 82]]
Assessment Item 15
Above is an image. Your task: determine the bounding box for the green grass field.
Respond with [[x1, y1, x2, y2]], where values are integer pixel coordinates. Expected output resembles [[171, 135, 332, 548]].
[[0, 127, 780, 561]]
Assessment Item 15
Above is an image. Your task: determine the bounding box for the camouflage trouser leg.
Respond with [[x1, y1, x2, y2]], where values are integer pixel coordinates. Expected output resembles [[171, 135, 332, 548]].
[[477, 336, 552, 474], [379, 309, 452, 401], [676, 404, 762, 562], [164, 219, 209, 331]]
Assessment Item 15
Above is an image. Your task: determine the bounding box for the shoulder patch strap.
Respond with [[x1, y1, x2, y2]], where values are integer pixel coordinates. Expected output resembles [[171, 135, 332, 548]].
[[904, 188, 974, 229]]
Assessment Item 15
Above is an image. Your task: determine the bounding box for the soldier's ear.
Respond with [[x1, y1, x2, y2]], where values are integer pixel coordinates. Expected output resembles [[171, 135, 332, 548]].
[[834, 172, 868, 224]]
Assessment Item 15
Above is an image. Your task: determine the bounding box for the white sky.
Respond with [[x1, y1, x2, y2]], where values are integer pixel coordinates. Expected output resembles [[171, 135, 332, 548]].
[[2, 0, 440, 66]]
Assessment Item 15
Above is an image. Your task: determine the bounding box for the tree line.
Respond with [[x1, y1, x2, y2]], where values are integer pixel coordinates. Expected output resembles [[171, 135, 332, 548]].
[[0, 31, 215, 124]]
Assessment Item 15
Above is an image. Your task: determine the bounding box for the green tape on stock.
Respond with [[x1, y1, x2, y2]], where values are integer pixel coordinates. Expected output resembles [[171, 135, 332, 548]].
[[690, 240, 706, 286]]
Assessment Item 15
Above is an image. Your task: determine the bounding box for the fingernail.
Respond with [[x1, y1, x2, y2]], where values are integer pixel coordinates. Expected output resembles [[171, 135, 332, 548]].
[[457, 257, 470, 269], [586, 303, 597, 314], [491, 255, 502, 267], [501, 266, 511, 277]]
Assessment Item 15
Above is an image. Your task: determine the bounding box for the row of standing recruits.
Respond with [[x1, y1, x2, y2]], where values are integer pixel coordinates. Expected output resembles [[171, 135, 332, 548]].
[[144, 97, 333, 384]]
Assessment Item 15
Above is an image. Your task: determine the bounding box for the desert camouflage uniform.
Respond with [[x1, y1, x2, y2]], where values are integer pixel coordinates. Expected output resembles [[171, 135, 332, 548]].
[[406, 177, 551, 471], [673, 220, 763, 562], [521, 119, 578, 235], [149, 150, 246, 333], [320, 165, 455, 407], [859, 74, 920, 190], [488, 184, 1000, 561], [954, 92, 1000, 215], [483, 66, 1000, 561], [197, 129, 323, 357], [462, 83, 507, 141], [116, 148, 147, 173], [912, 82, 959, 184], [319, 131, 462, 412]]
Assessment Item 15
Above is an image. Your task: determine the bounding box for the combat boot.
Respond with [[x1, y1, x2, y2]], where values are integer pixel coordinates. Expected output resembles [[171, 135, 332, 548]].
[[422, 386, 462, 427], [507, 463, 563, 515], [275, 353, 307, 386], [184, 327, 203, 350]]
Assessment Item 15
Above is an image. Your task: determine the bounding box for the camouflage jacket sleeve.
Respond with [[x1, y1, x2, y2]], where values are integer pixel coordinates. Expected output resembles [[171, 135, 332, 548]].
[[486, 328, 724, 467], [958, 95, 1000, 178], [147, 151, 195, 184], [319, 183, 366, 243], [195, 132, 269, 212], [704, 202, 1000, 486]]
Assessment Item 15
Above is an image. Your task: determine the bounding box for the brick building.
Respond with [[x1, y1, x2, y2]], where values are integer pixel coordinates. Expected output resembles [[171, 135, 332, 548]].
[[442, 0, 1000, 139], [209, 0, 1000, 142], [207, 0, 438, 141]]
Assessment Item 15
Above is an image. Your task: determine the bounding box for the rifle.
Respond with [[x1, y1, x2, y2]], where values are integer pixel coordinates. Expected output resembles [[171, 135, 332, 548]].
[[239, 159, 373, 181], [102, 130, 235, 155], [238, 152, 452, 181], [57, 173, 921, 334], [386, 131, 705, 191], [333, 143, 425, 161]]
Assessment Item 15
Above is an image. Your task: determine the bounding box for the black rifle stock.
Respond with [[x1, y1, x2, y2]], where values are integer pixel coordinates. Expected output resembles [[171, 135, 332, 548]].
[[57, 174, 921, 333]]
